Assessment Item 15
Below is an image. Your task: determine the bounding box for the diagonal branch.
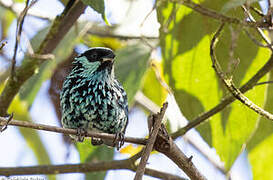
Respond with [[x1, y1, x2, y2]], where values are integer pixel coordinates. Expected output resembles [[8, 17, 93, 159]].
[[11, 0, 37, 79], [241, 5, 272, 50], [0, 117, 147, 145], [0, 41, 7, 51], [0, 0, 87, 116], [210, 23, 273, 121], [172, 52, 273, 138], [0, 0, 50, 20], [87, 30, 158, 40], [170, 0, 270, 28], [134, 103, 168, 180], [155, 124, 207, 180]]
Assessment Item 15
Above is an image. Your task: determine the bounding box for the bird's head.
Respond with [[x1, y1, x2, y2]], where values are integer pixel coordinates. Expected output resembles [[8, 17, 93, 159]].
[[73, 47, 116, 76]]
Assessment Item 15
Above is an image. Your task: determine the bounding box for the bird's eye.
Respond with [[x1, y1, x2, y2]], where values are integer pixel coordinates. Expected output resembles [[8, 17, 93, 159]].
[[91, 53, 98, 59]]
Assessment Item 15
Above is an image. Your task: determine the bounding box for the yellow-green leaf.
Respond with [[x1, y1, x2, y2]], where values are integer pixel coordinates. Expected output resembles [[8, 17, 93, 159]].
[[247, 71, 273, 179], [142, 60, 168, 106], [81, 0, 110, 25], [157, 0, 271, 170]]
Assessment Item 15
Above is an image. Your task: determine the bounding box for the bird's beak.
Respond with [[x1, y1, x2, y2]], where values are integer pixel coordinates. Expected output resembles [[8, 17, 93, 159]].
[[102, 57, 114, 62]]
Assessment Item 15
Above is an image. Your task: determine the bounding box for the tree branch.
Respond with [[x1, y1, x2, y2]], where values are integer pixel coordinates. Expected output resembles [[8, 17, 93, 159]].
[[210, 23, 273, 121], [134, 103, 168, 180], [0, 41, 7, 51], [11, 0, 37, 79], [170, 0, 270, 28], [0, 106, 206, 179], [0, 117, 147, 145], [155, 124, 207, 180], [0, 108, 194, 180], [0, 0, 87, 116], [0, 158, 185, 180], [241, 5, 272, 50], [172, 52, 273, 138], [136, 92, 226, 173], [0, 0, 51, 20], [87, 30, 158, 40]]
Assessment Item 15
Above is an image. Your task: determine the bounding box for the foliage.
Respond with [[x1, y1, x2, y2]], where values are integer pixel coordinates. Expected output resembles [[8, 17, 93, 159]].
[[157, 0, 273, 175], [0, 0, 273, 179]]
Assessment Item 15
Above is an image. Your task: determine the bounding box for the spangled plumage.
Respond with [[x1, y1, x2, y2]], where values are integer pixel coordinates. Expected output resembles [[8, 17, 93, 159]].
[[60, 47, 128, 147]]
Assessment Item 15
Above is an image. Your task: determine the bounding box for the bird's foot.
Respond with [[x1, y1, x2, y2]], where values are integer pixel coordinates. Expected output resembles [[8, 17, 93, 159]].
[[113, 132, 125, 150], [76, 128, 87, 142], [91, 137, 104, 146]]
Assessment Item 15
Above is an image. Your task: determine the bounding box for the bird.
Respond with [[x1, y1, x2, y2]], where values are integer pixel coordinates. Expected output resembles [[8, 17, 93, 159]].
[[60, 47, 128, 149]]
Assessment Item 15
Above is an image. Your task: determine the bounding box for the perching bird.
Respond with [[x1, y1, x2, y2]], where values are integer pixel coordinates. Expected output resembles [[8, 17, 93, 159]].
[[60, 47, 128, 149]]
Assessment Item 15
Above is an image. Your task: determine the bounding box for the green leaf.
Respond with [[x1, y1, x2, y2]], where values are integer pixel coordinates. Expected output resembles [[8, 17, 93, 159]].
[[84, 34, 124, 50], [157, 0, 271, 170], [81, 0, 110, 25], [19, 24, 81, 106], [115, 44, 151, 105], [248, 135, 273, 179], [0, 10, 16, 38], [7, 95, 55, 180], [142, 61, 168, 106], [76, 140, 114, 179], [247, 72, 273, 179], [221, 0, 260, 13], [157, 0, 219, 145]]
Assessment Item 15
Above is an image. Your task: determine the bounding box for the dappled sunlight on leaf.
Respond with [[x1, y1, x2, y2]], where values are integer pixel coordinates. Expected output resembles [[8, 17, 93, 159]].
[[157, 0, 271, 170], [142, 60, 168, 106]]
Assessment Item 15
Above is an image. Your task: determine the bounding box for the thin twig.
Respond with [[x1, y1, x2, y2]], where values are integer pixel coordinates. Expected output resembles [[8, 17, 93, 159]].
[[244, 29, 272, 48], [171, 0, 270, 28], [0, 41, 7, 51], [0, 117, 147, 145], [134, 103, 168, 180], [140, 3, 156, 28], [27, 53, 55, 60], [241, 5, 273, 50], [255, 80, 273, 86], [0, 158, 185, 180], [87, 30, 158, 40], [172, 52, 273, 138], [11, 0, 37, 79], [249, 6, 264, 17], [0, 0, 50, 20], [211, 23, 273, 121], [151, 61, 172, 94], [0, 113, 13, 132], [154, 124, 207, 180], [0, 0, 87, 116], [135, 92, 226, 173]]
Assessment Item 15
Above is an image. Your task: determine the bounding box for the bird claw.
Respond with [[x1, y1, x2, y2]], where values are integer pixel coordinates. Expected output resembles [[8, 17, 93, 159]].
[[113, 132, 125, 150], [76, 128, 87, 142], [0, 113, 13, 133], [91, 137, 103, 146]]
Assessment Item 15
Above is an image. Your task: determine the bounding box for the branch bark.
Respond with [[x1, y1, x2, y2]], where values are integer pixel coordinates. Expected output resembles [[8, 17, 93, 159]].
[[172, 52, 273, 138], [11, 0, 37, 79], [171, 0, 270, 28], [0, 0, 87, 116], [155, 124, 207, 180], [210, 23, 273, 121], [134, 103, 168, 180], [0, 117, 147, 145], [0, 159, 185, 180], [0, 105, 206, 179]]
